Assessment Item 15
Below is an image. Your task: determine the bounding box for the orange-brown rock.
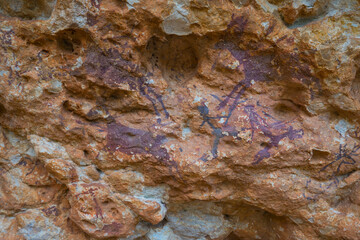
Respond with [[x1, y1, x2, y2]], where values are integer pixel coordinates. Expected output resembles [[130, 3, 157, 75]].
[[68, 182, 138, 238], [0, 0, 359, 239], [44, 159, 80, 184], [116, 193, 166, 225]]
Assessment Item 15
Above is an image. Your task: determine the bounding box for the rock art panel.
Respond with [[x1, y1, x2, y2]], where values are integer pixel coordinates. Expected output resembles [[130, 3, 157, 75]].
[[0, 0, 359, 239]]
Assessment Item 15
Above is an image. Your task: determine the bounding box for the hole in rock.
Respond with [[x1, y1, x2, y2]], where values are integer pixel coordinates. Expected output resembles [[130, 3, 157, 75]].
[[57, 38, 74, 52], [311, 149, 330, 161], [144, 36, 199, 85], [83, 149, 89, 157], [0, 0, 57, 20], [55, 29, 88, 54], [32, 29, 91, 59]]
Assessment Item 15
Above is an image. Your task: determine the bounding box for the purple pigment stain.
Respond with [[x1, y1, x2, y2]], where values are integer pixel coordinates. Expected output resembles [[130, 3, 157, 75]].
[[101, 222, 124, 235], [196, 15, 314, 164], [81, 47, 169, 123], [214, 40, 277, 125], [90, 0, 101, 9], [214, 15, 320, 125], [320, 143, 360, 173], [0, 29, 14, 46], [244, 105, 304, 164], [106, 121, 178, 173], [227, 15, 248, 34], [74, 185, 104, 219], [41, 206, 60, 217], [304, 143, 360, 201]]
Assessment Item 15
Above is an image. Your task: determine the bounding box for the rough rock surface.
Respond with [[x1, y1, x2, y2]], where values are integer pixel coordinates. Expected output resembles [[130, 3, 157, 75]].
[[0, 0, 359, 239]]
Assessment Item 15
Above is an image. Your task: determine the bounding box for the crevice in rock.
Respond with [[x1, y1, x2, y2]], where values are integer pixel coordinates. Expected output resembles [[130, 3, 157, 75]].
[[224, 232, 243, 240], [268, 0, 330, 29], [0, 103, 6, 116], [283, 11, 328, 29], [0, 0, 57, 20], [57, 37, 74, 53], [350, 67, 360, 102]]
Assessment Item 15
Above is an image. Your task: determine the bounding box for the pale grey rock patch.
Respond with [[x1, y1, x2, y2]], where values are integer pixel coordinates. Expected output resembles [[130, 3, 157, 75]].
[[18, 210, 63, 240], [47, 79, 63, 94], [166, 201, 233, 240], [146, 224, 182, 240], [118, 221, 151, 240], [162, 0, 191, 36]]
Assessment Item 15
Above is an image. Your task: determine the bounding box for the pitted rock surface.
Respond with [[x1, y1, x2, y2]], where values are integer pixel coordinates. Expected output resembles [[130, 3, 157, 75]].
[[0, 0, 360, 239]]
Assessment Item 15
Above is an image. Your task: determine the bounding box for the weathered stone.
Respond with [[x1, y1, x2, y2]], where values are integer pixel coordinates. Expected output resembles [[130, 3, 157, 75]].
[[166, 202, 233, 239], [44, 159, 82, 184], [0, 0, 57, 20], [29, 135, 70, 161], [0, 160, 63, 212], [0, 0, 359, 239], [116, 193, 166, 225], [146, 223, 182, 240], [118, 221, 151, 240], [0, 215, 21, 240], [16, 209, 63, 240], [67, 182, 138, 238]]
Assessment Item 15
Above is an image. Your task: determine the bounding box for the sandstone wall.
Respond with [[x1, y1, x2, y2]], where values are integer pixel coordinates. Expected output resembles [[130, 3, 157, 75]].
[[0, 0, 359, 239]]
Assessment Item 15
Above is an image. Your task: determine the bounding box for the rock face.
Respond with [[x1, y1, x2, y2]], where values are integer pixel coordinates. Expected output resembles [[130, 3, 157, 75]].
[[0, 0, 359, 239]]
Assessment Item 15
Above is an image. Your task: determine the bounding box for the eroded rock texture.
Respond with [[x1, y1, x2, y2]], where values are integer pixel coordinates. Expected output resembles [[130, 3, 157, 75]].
[[0, 0, 359, 239]]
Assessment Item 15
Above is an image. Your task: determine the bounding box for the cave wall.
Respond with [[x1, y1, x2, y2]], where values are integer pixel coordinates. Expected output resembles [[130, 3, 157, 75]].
[[0, 0, 360, 239]]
